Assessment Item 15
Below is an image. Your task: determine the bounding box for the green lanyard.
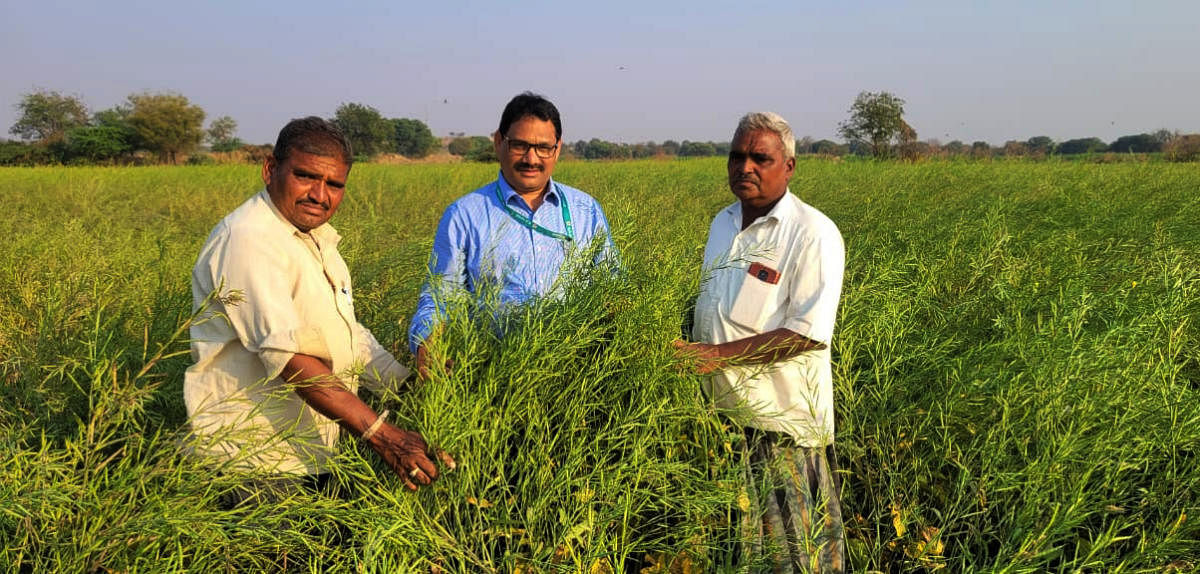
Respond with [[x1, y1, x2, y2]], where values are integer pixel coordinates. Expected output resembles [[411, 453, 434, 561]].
[[493, 181, 574, 241]]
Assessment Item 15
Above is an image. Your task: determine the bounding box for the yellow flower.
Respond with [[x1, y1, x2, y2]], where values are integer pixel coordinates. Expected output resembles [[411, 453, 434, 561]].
[[738, 490, 752, 512], [891, 504, 906, 538]]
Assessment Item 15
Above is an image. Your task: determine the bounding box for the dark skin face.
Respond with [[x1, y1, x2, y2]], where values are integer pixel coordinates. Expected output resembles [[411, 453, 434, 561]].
[[728, 129, 795, 228], [263, 149, 350, 232], [492, 116, 560, 205]]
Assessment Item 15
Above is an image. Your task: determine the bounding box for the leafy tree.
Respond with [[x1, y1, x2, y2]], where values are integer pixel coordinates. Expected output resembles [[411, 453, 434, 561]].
[[332, 103, 391, 158], [576, 138, 632, 160], [9, 89, 89, 142], [837, 91, 906, 158], [810, 139, 841, 155], [448, 136, 496, 158], [65, 126, 133, 163], [125, 92, 206, 164], [678, 141, 716, 157], [631, 142, 656, 159], [447, 137, 474, 156], [1163, 134, 1200, 162], [795, 136, 814, 155], [92, 106, 138, 149], [0, 140, 58, 165], [1003, 140, 1028, 157], [942, 140, 966, 156], [391, 118, 439, 158], [1026, 136, 1055, 155], [660, 140, 680, 156], [970, 141, 992, 159], [93, 105, 134, 130], [206, 115, 243, 152], [1151, 129, 1175, 147], [1109, 133, 1160, 154], [1056, 137, 1107, 155]]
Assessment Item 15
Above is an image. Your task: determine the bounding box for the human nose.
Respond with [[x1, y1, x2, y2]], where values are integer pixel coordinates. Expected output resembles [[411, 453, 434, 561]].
[[518, 145, 540, 161], [308, 180, 331, 202]]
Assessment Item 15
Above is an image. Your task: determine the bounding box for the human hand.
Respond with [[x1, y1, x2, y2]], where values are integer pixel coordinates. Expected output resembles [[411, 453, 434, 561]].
[[415, 344, 455, 380], [366, 423, 457, 490], [672, 339, 723, 375]]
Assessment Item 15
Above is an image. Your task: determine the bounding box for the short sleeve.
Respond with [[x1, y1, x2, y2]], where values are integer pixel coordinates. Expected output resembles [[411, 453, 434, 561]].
[[354, 322, 411, 393], [196, 225, 332, 380], [781, 230, 845, 345]]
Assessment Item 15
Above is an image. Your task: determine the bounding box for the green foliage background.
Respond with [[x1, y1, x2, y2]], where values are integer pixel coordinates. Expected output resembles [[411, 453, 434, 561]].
[[0, 159, 1197, 572]]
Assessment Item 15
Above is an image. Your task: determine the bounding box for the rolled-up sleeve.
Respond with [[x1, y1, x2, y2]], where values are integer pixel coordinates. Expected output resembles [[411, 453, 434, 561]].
[[782, 232, 845, 345], [197, 225, 332, 381], [355, 322, 411, 393]]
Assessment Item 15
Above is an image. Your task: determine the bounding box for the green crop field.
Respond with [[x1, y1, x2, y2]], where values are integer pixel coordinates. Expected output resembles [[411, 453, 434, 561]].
[[1, 159, 1198, 572]]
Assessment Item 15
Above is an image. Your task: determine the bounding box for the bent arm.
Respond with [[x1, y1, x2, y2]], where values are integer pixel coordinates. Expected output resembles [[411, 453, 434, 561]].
[[283, 353, 444, 489], [409, 204, 469, 354], [675, 328, 824, 374]]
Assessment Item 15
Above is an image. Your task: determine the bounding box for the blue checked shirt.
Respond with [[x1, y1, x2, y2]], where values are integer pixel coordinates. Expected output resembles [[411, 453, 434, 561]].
[[408, 173, 616, 352]]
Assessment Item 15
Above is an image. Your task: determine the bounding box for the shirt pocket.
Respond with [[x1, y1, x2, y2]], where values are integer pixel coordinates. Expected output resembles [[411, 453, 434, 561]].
[[728, 269, 779, 331]]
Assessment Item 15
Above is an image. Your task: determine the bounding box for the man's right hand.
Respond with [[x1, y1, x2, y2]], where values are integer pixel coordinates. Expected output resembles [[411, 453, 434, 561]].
[[415, 344, 454, 380], [364, 423, 456, 490]]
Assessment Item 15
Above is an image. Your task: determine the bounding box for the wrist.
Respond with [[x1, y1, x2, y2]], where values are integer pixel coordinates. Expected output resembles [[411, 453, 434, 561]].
[[360, 409, 390, 442]]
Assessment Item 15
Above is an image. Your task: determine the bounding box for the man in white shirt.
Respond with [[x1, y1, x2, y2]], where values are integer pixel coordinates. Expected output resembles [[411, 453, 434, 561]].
[[186, 117, 451, 502], [675, 112, 846, 572]]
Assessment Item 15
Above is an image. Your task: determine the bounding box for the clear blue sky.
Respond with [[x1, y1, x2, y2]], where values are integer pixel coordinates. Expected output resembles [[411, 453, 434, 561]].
[[3, 0, 1197, 146]]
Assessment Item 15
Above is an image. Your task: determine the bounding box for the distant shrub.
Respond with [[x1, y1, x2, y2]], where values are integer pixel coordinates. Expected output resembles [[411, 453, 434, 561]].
[[1056, 137, 1108, 155], [678, 141, 716, 157], [1163, 134, 1200, 162], [186, 153, 215, 165], [447, 137, 474, 156], [210, 138, 245, 153], [0, 140, 56, 165], [239, 144, 273, 163]]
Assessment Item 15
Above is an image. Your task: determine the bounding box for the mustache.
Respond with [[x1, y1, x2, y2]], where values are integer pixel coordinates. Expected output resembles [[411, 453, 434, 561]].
[[298, 198, 330, 210], [515, 162, 544, 172], [731, 175, 758, 184]]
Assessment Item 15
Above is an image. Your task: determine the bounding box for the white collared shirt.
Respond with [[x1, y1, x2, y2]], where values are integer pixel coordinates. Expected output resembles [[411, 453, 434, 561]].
[[184, 190, 409, 475], [693, 191, 845, 446]]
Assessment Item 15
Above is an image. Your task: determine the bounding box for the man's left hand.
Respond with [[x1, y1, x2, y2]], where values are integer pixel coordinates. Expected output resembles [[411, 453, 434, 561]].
[[672, 339, 724, 374], [364, 424, 456, 490]]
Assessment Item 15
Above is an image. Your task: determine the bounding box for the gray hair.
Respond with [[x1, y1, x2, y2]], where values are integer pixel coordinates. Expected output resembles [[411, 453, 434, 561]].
[[734, 112, 795, 158]]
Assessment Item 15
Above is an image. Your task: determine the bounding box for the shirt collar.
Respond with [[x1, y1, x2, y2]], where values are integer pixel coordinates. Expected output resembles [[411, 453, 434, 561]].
[[728, 188, 800, 230], [496, 170, 562, 210], [258, 188, 342, 245]]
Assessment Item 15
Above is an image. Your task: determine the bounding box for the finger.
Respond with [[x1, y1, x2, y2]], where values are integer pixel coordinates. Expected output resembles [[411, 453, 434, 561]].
[[672, 339, 687, 349], [436, 449, 457, 472], [401, 476, 418, 491], [413, 453, 439, 481], [408, 466, 432, 485]]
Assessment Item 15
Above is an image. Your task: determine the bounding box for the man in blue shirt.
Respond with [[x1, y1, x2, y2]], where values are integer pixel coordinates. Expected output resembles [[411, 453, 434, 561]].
[[409, 92, 615, 376]]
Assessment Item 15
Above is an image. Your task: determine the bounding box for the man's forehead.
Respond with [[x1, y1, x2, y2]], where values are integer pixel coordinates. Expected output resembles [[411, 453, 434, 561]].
[[286, 150, 350, 174], [506, 116, 557, 139], [289, 149, 346, 165], [733, 130, 784, 152]]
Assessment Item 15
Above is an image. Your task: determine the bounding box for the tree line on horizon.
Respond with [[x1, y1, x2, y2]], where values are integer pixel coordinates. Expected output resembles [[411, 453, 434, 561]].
[[4, 89, 1199, 166]]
